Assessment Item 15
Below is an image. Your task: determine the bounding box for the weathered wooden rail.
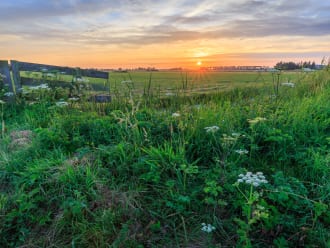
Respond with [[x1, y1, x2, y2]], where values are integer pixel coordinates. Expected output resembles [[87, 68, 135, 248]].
[[0, 60, 111, 102]]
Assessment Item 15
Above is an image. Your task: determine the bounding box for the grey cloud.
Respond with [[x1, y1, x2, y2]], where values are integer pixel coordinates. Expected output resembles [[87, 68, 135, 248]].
[[0, 0, 329, 46]]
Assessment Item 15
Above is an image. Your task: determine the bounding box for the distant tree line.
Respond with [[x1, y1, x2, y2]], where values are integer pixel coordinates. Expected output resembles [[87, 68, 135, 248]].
[[274, 61, 316, 70]]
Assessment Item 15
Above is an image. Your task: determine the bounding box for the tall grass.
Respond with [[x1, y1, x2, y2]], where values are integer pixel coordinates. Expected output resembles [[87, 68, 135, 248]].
[[0, 68, 329, 247]]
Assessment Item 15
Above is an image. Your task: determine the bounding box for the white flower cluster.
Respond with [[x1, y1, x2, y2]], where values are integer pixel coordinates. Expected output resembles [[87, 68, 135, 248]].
[[74, 77, 89, 83], [165, 92, 175, 96], [68, 97, 79, 101], [172, 112, 180, 117], [201, 223, 216, 233], [237, 172, 268, 187], [0, 73, 6, 79], [27, 84, 50, 91], [235, 149, 249, 155], [205, 125, 220, 133], [4, 92, 14, 97], [55, 101, 69, 107], [281, 82, 295, 87]]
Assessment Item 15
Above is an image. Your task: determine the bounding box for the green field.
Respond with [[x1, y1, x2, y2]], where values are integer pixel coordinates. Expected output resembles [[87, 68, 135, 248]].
[[21, 70, 304, 97], [109, 70, 301, 96], [1, 68, 329, 247]]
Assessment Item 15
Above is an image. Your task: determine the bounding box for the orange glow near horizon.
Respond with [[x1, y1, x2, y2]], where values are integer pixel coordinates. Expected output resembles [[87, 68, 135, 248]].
[[1, 29, 329, 70], [0, 2, 329, 70]]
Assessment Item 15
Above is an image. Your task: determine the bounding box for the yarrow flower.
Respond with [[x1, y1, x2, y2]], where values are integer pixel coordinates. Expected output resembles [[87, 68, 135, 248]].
[[237, 172, 268, 187], [201, 223, 216, 233], [235, 149, 249, 155], [281, 82, 295, 87], [172, 112, 180, 117], [205, 126, 220, 133], [165, 92, 175, 96]]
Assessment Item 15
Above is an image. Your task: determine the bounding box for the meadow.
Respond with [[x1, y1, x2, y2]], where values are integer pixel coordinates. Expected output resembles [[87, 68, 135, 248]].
[[0, 68, 329, 247]]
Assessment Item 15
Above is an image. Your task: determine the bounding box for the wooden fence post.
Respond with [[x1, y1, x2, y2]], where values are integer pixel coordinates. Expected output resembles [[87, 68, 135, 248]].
[[0, 60, 15, 102], [0, 60, 14, 92], [10, 60, 22, 92]]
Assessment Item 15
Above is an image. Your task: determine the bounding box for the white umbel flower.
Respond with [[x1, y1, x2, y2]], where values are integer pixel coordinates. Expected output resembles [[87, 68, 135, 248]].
[[201, 223, 216, 233], [237, 171, 268, 187]]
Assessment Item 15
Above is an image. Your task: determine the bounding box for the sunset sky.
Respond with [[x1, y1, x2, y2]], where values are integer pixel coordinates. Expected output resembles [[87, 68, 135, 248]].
[[0, 0, 329, 69]]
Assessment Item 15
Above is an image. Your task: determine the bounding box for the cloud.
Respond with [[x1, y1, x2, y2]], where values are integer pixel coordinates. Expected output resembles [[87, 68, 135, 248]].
[[0, 0, 329, 47]]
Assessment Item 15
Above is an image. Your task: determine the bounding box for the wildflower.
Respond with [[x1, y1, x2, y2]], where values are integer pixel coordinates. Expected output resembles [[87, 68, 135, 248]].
[[4, 92, 14, 97], [0, 100, 5, 104], [165, 92, 175, 96], [205, 126, 220, 133], [28, 84, 50, 91], [281, 82, 295, 87], [201, 223, 216, 233], [40, 84, 50, 89], [172, 112, 180, 117], [237, 172, 268, 187], [55, 101, 69, 107], [235, 149, 249, 155], [247, 117, 267, 125], [0, 73, 6, 79], [68, 97, 79, 101]]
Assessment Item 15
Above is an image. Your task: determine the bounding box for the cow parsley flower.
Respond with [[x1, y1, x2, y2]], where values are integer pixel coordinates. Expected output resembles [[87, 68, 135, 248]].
[[237, 172, 268, 187], [4, 92, 14, 97], [281, 82, 295, 87], [68, 97, 79, 101], [172, 112, 180, 117], [55, 101, 69, 107], [201, 223, 216, 233], [205, 126, 220, 133], [235, 149, 249, 155]]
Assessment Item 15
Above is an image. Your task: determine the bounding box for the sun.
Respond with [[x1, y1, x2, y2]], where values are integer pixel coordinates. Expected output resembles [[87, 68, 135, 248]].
[[196, 61, 202, 66]]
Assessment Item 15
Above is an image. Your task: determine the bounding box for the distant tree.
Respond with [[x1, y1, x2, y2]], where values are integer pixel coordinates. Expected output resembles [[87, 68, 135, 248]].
[[274, 60, 316, 70]]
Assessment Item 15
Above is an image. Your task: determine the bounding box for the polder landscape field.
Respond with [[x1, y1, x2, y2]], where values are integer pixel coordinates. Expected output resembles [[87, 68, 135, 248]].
[[0, 68, 330, 247]]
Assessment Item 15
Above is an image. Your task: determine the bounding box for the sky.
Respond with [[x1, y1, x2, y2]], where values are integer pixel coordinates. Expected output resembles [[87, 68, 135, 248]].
[[0, 0, 329, 69]]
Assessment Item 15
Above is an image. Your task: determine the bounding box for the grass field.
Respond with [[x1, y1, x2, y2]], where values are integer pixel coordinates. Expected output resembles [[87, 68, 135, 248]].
[[1, 68, 329, 247], [110, 70, 302, 96], [21, 70, 304, 96]]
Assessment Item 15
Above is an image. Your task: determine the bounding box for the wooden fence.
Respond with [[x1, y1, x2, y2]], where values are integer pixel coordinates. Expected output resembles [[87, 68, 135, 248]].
[[0, 60, 110, 101]]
